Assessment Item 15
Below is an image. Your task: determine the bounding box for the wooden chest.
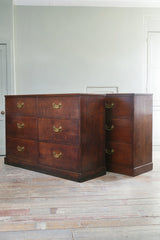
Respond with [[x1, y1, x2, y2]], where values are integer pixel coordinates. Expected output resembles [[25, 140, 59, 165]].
[[5, 94, 106, 182], [105, 94, 153, 176]]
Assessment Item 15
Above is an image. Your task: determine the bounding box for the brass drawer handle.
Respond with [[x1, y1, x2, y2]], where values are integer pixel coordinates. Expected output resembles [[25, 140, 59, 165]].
[[17, 102, 24, 109], [17, 145, 25, 152], [53, 151, 62, 159], [17, 123, 25, 129], [52, 103, 62, 109], [105, 102, 114, 109], [53, 126, 62, 133], [105, 148, 114, 155], [105, 124, 114, 131]]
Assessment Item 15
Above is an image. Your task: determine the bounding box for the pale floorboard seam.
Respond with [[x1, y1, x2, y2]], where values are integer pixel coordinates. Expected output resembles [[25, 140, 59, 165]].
[[0, 152, 160, 239]]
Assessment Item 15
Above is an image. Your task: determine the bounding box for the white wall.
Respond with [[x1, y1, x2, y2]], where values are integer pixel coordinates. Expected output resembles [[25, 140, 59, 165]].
[[0, 0, 13, 40], [14, 6, 160, 94], [0, 0, 14, 94]]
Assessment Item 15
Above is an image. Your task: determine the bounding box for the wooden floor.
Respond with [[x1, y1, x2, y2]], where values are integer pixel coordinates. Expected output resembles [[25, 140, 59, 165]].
[[0, 153, 160, 239]]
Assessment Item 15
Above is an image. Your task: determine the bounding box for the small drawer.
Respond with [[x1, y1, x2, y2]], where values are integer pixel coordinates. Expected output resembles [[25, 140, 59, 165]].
[[6, 116, 37, 140], [39, 142, 80, 172], [37, 96, 80, 119], [105, 142, 132, 167], [105, 96, 132, 119], [6, 97, 36, 116], [38, 118, 79, 145], [105, 119, 132, 144], [6, 137, 38, 162]]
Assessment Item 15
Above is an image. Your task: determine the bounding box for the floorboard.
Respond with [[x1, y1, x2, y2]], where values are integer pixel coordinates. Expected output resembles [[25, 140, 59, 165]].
[[0, 152, 160, 239]]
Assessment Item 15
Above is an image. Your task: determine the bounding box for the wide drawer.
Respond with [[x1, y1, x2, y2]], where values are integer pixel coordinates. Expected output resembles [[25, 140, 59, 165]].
[[105, 96, 132, 119], [6, 116, 37, 140], [39, 142, 80, 172], [6, 97, 36, 116], [105, 119, 132, 144], [105, 142, 132, 167], [38, 118, 79, 145], [6, 137, 38, 162], [37, 96, 80, 119]]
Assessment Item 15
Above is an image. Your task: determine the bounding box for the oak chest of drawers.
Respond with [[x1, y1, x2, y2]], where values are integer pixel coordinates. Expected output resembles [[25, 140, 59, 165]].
[[105, 94, 152, 176], [5, 94, 106, 182]]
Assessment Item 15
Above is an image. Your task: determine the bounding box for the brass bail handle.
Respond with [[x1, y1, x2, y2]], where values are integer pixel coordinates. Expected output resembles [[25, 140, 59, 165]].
[[105, 102, 114, 109], [53, 151, 62, 159], [17, 102, 24, 109], [17, 123, 25, 129], [17, 145, 25, 152], [1, 111, 5, 115], [105, 124, 114, 131], [105, 148, 114, 155], [53, 126, 62, 133], [52, 103, 62, 109]]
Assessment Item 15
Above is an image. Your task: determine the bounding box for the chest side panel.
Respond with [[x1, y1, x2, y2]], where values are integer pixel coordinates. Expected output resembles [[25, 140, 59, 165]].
[[80, 96, 106, 173], [133, 95, 153, 170]]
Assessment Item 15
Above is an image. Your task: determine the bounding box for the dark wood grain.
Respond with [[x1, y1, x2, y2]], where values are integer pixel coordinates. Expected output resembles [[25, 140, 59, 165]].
[[4, 156, 106, 182], [106, 119, 132, 144], [105, 94, 153, 176], [6, 137, 38, 163], [6, 116, 37, 140], [6, 97, 36, 116], [106, 142, 132, 167], [133, 95, 152, 167], [38, 118, 79, 145], [81, 96, 106, 172], [37, 96, 80, 119], [39, 142, 80, 172], [5, 94, 106, 182], [105, 95, 132, 120]]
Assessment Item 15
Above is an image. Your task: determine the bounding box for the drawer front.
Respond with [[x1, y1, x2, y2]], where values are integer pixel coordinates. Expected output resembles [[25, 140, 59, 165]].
[[105, 142, 132, 166], [6, 97, 36, 116], [6, 116, 37, 140], [37, 97, 80, 119], [38, 118, 79, 145], [6, 137, 38, 162], [105, 119, 132, 144], [105, 96, 132, 119], [39, 142, 80, 172]]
